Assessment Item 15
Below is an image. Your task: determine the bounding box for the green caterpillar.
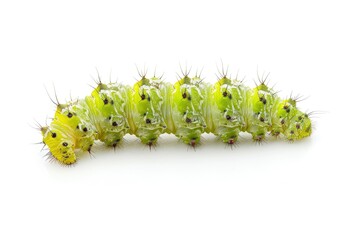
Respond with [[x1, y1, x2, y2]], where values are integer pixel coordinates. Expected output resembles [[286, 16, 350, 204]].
[[40, 69, 312, 165]]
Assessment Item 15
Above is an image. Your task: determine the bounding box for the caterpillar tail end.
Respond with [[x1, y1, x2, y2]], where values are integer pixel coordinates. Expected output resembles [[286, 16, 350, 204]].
[[283, 111, 313, 142]]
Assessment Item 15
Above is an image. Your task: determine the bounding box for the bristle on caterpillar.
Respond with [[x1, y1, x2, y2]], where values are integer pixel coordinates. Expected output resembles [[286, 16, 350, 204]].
[[39, 68, 313, 165]]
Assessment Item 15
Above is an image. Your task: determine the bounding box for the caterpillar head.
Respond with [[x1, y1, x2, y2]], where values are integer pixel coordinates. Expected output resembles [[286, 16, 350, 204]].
[[41, 125, 76, 165], [43, 99, 96, 164]]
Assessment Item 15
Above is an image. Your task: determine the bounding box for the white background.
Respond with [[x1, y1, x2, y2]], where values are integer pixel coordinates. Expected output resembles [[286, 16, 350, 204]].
[[0, 0, 359, 239]]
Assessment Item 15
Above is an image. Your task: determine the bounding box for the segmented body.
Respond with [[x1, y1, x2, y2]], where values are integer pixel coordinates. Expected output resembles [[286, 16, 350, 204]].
[[41, 73, 312, 165]]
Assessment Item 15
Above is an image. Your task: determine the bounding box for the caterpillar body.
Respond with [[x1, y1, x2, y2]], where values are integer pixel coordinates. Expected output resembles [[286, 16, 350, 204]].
[[40, 70, 312, 165]]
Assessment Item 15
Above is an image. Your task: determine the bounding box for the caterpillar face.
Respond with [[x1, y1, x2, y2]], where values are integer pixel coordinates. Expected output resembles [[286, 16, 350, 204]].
[[42, 104, 83, 165], [42, 128, 76, 165], [39, 68, 313, 164]]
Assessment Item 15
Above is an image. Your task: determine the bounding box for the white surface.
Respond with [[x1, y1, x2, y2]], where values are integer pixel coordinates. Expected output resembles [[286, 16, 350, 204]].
[[0, 0, 359, 239]]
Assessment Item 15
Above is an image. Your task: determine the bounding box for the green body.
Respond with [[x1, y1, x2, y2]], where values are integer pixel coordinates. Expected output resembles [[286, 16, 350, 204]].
[[41, 74, 312, 164]]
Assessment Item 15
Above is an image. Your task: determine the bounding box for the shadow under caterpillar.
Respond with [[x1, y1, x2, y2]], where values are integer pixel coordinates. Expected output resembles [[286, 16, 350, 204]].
[[38, 68, 312, 165]]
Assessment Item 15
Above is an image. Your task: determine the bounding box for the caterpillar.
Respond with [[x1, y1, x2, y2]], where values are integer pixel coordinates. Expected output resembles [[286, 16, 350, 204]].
[[39, 68, 312, 165]]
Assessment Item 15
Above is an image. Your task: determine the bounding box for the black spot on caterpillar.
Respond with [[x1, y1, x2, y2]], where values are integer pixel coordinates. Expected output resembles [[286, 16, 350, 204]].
[[39, 68, 312, 165]]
